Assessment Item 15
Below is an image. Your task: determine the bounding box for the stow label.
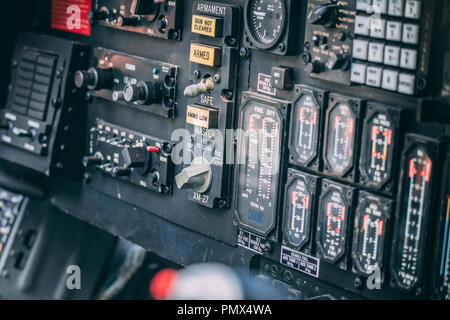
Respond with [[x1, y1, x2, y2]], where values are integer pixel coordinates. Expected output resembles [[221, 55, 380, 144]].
[[186, 105, 218, 129], [189, 43, 222, 67], [191, 15, 223, 37]]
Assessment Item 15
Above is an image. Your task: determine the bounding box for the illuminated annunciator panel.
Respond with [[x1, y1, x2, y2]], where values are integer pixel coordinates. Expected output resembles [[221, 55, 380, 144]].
[[391, 134, 441, 294], [235, 92, 289, 247], [352, 191, 392, 279], [316, 180, 355, 270]]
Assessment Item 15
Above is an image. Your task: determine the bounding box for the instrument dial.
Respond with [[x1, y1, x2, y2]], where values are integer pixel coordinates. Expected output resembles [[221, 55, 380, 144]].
[[393, 146, 433, 290], [284, 175, 314, 248], [292, 93, 320, 166], [246, 0, 287, 49], [236, 100, 283, 236], [353, 193, 390, 276], [361, 111, 396, 188], [325, 102, 356, 176], [317, 184, 350, 263]]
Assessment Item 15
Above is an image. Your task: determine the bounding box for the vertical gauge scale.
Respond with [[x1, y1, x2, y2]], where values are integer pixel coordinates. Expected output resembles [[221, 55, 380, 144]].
[[282, 170, 319, 252], [289, 87, 325, 170], [360, 104, 401, 193], [391, 135, 440, 292], [244, 0, 299, 55], [316, 180, 354, 268], [433, 150, 450, 300], [352, 192, 391, 277], [235, 93, 288, 238], [323, 95, 362, 182]]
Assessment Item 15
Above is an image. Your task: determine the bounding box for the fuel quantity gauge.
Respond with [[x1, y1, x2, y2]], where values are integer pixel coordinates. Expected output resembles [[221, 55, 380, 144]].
[[289, 87, 325, 170], [360, 104, 401, 193], [323, 94, 362, 182], [316, 180, 354, 268], [235, 93, 288, 238], [352, 192, 392, 277], [283, 170, 319, 252]]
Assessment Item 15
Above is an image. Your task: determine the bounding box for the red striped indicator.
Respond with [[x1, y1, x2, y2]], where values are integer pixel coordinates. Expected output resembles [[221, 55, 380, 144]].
[[51, 0, 91, 36]]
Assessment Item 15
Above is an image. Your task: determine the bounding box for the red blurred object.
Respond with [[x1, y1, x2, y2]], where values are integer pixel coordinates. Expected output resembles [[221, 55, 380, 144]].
[[51, 0, 91, 36], [147, 146, 160, 153], [150, 268, 177, 300]]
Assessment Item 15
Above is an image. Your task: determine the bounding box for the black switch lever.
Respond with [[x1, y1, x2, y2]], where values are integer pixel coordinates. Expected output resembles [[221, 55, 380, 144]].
[[82, 156, 104, 167], [12, 127, 34, 138], [122, 146, 147, 169], [111, 167, 132, 178]]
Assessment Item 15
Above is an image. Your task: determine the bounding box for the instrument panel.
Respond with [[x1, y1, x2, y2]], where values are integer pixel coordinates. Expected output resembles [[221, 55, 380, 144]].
[[0, 0, 449, 300]]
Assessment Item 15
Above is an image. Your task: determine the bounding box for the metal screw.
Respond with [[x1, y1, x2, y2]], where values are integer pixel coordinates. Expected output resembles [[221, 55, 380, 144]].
[[354, 277, 363, 289], [193, 70, 201, 79], [213, 74, 221, 83], [239, 48, 250, 59], [227, 37, 237, 46]]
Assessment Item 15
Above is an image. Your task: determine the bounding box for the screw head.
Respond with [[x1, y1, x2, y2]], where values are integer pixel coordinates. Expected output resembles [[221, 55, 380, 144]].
[[239, 48, 250, 59]]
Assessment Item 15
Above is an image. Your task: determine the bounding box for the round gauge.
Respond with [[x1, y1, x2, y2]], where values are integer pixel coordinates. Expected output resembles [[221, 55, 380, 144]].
[[361, 111, 395, 188], [285, 177, 312, 248], [353, 194, 388, 276], [246, 0, 287, 49], [317, 187, 348, 263], [393, 146, 432, 290], [293, 93, 320, 165], [325, 102, 355, 175]]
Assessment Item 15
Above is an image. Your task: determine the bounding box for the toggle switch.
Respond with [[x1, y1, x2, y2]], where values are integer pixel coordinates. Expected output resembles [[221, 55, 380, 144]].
[[183, 77, 214, 98], [12, 127, 34, 138]]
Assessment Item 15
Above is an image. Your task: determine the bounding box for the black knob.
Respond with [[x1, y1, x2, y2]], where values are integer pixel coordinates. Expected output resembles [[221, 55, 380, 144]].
[[74, 67, 113, 90], [111, 167, 132, 178], [89, 10, 107, 24], [116, 15, 140, 27], [157, 16, 168, 32], [306, 61, 324, 74], [308, 2, 339, 28], [123, 81, 161, 105], [82, 156, 103, 167]]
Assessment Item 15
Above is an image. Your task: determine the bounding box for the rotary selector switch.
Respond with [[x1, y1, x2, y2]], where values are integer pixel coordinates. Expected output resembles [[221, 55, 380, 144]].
[[74, 67, 114, 90], [175, 157, 212, 194], [308, 2, 339, 28], [123, 81, 161, 105]]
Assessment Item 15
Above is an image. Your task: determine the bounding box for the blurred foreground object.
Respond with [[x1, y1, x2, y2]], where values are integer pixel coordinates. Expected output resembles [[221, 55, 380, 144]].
[[150, 263, 289, 300]]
